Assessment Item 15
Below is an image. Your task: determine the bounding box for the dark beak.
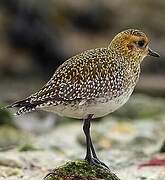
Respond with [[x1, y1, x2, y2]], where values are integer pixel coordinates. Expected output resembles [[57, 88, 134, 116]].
[[148, 48, 160, 58]]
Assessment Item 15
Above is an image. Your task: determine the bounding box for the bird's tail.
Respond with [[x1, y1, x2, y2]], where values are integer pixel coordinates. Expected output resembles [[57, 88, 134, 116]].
[[5, 98, 36, 116]]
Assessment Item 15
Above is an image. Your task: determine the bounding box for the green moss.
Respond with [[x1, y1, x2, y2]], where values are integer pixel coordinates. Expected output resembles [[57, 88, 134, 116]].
[[0, 105, 14, 126], [18, 143, 39, 152], [44, 160, 120, 180]]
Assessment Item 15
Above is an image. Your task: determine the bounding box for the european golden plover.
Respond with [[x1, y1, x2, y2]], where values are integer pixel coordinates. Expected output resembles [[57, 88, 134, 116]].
[[6, 29, 159, 168]]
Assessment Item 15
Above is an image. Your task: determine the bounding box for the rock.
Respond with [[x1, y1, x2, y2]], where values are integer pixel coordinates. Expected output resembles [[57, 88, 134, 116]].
[[160, 140, 165, 153], [0, 157, 22, 168], [43, 160, 120, 180], [0, 166, 23, 178], [0, 126, 33, 151]]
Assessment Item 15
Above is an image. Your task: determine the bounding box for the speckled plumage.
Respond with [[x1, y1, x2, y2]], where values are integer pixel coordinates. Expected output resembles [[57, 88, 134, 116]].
[[7, 29, 158, 118]]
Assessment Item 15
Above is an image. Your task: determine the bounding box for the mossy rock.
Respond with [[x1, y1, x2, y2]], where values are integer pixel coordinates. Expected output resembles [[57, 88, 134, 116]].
[[43, 160, 120, 180], [18, 143, 39, 152], [0, 126, 33, 151], [0, 105, 14, 126]]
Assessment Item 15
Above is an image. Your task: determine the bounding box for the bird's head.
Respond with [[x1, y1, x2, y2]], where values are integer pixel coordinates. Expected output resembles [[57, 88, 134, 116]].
[[109, 29, 160, 63]]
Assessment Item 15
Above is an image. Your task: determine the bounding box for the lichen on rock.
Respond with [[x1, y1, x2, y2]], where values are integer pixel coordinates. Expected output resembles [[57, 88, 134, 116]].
[[43, 160, 120, 180]]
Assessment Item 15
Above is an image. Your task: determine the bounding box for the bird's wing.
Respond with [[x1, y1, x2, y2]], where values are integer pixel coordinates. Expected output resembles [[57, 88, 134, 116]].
[[8, 48, 118, 115], [30, 48, 114, 104]]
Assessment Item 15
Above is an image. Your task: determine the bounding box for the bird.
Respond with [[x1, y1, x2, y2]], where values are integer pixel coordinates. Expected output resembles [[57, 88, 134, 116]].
[[6, 29, 160, 168]]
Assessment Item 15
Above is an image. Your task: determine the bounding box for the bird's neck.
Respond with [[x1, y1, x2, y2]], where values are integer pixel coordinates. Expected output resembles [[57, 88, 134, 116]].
[[108, 47, 141, 86], [108, 46, 142, 67]]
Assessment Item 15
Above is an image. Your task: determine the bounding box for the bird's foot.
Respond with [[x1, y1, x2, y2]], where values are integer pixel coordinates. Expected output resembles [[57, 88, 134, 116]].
[[43, 170, 57, 180], [93, 157, 110, 169], [85, 157, 109, 169]]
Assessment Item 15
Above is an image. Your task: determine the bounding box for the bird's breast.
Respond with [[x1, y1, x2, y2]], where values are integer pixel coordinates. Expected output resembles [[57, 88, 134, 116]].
[[43, 87, 134, 119]]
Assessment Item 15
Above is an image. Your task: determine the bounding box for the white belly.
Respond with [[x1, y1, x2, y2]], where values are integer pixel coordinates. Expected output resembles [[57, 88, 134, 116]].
[[42, 88, 134, 119]]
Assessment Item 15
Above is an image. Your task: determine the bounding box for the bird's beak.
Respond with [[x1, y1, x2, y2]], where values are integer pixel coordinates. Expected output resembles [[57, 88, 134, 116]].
[[148, 48, 160, 58]]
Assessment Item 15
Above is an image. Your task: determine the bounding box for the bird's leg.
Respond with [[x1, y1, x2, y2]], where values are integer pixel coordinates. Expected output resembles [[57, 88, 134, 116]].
[[83, 114, 109, 169], [90, 137, 109, 169], [83, 114, 93, 163]]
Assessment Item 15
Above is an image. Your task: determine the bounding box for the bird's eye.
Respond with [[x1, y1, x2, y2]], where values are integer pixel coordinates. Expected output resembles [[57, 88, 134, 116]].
[[137, 40, 145, 47]]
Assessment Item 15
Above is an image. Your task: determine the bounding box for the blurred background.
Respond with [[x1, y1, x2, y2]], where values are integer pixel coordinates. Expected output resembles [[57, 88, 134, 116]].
[[0, 0, 165, 100], [0, 0, 165, 179]]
